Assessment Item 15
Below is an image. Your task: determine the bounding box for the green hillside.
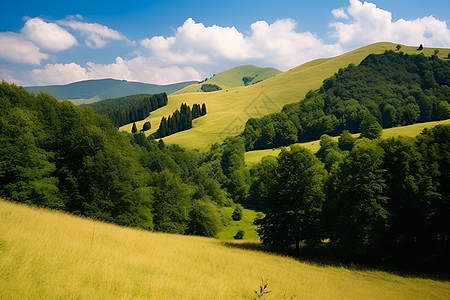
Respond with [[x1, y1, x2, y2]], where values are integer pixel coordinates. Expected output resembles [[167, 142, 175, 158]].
[[173, 64, 281, 94], [244, 119, 450, 165], [122, 42, 449, 150], [25, 78, 196, 102], [1, 200, 448, 299]]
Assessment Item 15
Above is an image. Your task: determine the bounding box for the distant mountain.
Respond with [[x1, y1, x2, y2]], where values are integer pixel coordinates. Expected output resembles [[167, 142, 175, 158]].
[[173, 65, 281, 94], [25, 79, 197, 104]]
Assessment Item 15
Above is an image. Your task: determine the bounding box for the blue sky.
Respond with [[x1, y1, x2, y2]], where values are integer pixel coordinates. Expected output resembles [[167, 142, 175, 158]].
[[1, 0, 449, 86]]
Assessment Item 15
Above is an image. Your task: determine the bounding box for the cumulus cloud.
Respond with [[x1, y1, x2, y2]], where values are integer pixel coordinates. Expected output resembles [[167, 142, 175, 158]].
[[21, 17, 78, 51], [29, 57, 202, 85], [141, 18, 340, 72], [331, 0, 450, 49], [0, 32, 48, 65], [332, 8, 349, 19], [59, 19, 135, 48]]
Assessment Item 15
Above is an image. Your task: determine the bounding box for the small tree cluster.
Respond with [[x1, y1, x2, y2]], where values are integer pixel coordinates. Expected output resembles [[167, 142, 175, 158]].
[[155, 103, 207, 138], [201, 83, 222, 92]]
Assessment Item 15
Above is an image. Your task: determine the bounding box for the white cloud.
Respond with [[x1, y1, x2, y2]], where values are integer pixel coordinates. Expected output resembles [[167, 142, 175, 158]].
[[30, 62, 88, 85], [0, 32, 48, 65], [21, 17, 78, 51], [141, 18, 340, 72], [330, 0, 450, 49], [332, 8, 349, 19], [59, 19, 135, 48], [29, 56, 202, 85]]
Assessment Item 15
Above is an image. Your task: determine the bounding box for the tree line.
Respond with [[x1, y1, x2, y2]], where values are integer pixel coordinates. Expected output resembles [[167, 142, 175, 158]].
[[86, 93, 168, 127], [242, 51, 450, 150], [252, 126, 449, 269], [155, 103, 207, 138]]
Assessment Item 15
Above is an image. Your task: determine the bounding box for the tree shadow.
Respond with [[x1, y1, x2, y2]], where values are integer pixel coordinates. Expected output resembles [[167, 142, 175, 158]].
[[221, 239, 450, 282]]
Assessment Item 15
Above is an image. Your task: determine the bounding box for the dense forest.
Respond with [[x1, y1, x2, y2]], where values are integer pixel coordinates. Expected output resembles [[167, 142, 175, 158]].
[[155, 103, 207, 138], [0, 82, 231, 236], [85, 93, 168, 127], [242, 51, 450, 150], [250, 126, 449, 269]]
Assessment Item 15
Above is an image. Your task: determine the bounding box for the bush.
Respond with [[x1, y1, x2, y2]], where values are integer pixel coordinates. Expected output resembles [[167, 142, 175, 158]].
[[201, 83, 222, 92], [142, 121, 151, 131], [234, 230, 245, 240], [231, 204, 243, 221]]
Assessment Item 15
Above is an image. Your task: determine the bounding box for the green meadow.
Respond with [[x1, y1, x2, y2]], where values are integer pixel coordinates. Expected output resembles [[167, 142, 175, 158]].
[[1, 200, 448, 299]]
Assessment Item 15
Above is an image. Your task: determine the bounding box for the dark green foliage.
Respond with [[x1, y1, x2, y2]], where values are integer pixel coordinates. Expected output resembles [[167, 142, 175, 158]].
[[231, 204, 243, 221], [85, 93, 168, 127], [417, 44, 423, 51], [396, 45, 401, 51], [242, 76, 255, 85], [132, 122, 137, 133], [142, 121, 151, 131], [201, 83, 222, 92], [256, 146, 327, 252], [338, 130, 355, 151], [0, 82, 229, 235], [359, 113, 382, 139], [234, 229, 245, 239], [201, 103, 207, 116], [187, 200, 222, 237], [242, 51, 450, 150], [155, 103, 206, 138]]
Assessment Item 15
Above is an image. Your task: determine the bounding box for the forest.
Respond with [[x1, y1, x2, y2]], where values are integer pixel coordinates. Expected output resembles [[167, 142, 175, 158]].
[[0, 50, 449, 271], [242, 51, 450, 150], [85, 93, 168, 127]]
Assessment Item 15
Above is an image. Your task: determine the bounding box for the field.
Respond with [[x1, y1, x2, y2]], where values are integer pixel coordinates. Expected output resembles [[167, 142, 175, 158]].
[[217, 207, 260, 240], [120, 42, 449, 151], [245, 119, 450, 165], [1, 200, 449, 299]]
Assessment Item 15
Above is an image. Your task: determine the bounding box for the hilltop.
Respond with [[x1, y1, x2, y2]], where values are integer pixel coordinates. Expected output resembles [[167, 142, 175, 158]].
[[1, 200, 448, 299], [173, 64, 281, 93], [121, 42, 449, 150], [25, 78, 197, 105]]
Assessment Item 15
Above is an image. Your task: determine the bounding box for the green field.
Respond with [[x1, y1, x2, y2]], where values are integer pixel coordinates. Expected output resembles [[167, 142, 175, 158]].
[[244, 119, 450, 165], [1, 200, 448, 299], [173, 64, 281, 93], [120, 42, 449, 151], [217, 207, 260, 240]]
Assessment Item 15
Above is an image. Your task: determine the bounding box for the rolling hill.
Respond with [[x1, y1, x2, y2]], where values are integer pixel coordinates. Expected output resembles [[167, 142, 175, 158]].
[[120, 42, 450, 151], [173, 64, 281, 93], [1, 199, 448, 299], [25, 78, 197, 104]]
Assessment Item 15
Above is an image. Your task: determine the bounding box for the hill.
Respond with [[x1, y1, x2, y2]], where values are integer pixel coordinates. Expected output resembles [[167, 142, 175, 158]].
[[1, 200, 448, 299], [244, 119, 450, 165], [120, 42, 449, 150], [173, 64, 281, 93], [25, 78, 197, 104]]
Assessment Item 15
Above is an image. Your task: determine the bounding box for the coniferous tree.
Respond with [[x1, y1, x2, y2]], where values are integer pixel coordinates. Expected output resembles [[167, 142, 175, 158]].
[[201, 103, 207, 116], [132, 122, 137, 133]]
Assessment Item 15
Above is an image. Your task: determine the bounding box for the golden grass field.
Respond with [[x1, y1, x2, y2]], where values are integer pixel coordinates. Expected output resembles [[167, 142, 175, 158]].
[[120, 43, 449, 151], [244, 119, 450, 165], [1, 200, 449, 299]]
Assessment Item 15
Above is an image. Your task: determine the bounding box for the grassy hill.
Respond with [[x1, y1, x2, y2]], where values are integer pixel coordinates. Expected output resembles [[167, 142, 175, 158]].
[[25, 78, 196, 103], [1, 200, 448, 299], [173, 64, 281, 93], [245, 119, 450, 165], [120, 42, 449, 151]]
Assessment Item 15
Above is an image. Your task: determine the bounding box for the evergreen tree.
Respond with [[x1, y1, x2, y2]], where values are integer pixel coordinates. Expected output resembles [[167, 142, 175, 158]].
[[201, 103, 207, 115], [132, 122, 137, 133], [142, 121, 151, 131]]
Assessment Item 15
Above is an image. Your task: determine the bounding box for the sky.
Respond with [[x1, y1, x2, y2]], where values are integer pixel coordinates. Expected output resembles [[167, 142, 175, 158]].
[[0, 0, 449, 86]]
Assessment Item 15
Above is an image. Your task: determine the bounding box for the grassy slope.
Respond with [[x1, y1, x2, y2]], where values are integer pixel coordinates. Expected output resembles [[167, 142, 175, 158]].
[[217, 207, 260, 240], [120, 43, 449, 150], [1, 200, 448, 299], [173, 64, 281, 93], [245, 119, 450, 165]]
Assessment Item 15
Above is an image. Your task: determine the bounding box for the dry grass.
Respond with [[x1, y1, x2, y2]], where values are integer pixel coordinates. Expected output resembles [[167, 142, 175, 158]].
[[1, 200, 449, 299]]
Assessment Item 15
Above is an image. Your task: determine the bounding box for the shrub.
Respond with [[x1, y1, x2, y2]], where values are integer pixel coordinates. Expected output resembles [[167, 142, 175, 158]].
[[201, 83, 222, 92], [234, 230, 245, 240], [231, 204, 243, 221]]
